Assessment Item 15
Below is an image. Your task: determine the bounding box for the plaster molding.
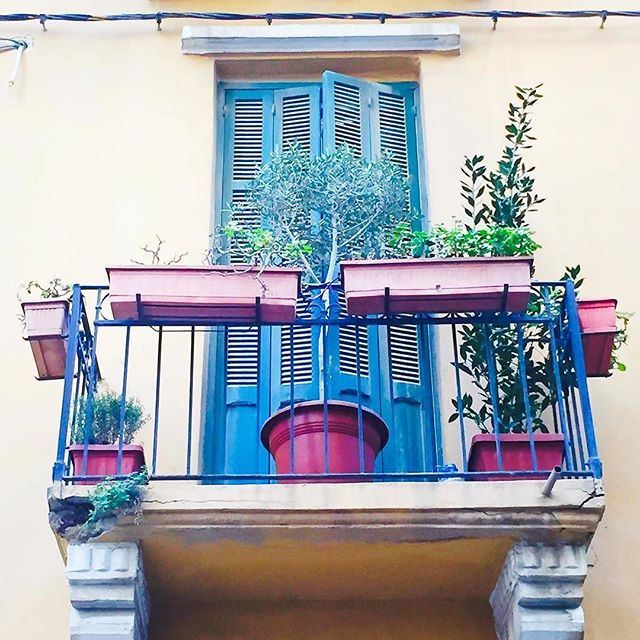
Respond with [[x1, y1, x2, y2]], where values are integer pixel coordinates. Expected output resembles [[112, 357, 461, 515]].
[[66, 543, 149, 640], [490, 542, 587, 639], [181, 23, 461, 56], [53, 478, 604, 546]]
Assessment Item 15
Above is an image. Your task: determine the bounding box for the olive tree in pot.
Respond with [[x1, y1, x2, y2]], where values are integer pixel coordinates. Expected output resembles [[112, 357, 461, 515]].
[[218, 142, 409, 479], [19, 278, 71, 380], [69, 385, 148, 484]]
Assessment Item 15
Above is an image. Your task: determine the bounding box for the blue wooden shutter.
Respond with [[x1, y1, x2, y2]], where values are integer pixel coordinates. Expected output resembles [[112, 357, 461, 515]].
[[271, 86, 322, 413], [322, 72, 436, 473], [206, 89, 275, 477]]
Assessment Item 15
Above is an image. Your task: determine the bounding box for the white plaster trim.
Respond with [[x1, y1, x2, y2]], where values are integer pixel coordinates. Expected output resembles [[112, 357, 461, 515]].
[[66, 543, 149, 640], [490, 542, 587, 640], [181, 23, 461, 56]]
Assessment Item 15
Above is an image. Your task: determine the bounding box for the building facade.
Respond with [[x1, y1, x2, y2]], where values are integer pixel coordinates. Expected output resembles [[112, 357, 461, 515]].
[[1, 1, 638, 638]]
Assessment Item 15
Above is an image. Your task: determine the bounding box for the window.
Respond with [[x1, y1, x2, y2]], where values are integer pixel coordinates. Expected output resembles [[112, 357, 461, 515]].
[[204, 72, 437, 477]]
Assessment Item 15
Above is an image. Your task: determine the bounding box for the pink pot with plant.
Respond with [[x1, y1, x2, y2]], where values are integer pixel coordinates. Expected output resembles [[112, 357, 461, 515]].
[[69, 444, 146, 486], [22, 298, 70, 380], [468, 433, 565, 481], [341, 256, 533, 316], [577, 299, 618, 377], [107, 265, 301, 323]]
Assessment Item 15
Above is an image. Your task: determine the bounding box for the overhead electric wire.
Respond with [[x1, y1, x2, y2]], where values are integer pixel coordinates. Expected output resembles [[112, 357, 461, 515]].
[[0, 9, 638, 29]]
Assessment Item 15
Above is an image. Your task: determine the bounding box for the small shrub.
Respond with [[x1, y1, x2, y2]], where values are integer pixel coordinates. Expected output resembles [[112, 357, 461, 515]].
[[72, 385, 147, 445]]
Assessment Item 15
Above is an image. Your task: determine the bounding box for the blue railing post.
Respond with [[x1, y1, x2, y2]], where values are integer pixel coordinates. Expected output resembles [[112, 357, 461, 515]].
[[564, 280, 602, 478], [52, 284, 82, 482]]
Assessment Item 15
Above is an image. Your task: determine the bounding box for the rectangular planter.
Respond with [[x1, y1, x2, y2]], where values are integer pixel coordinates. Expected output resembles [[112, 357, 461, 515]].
[[577, 299, 617, 377], [68, 444, 146, 485], [340, 257, 533, 316], [21, 298, 69, 380], [107, 265, 302, 323], [467, 433, 565, 481]]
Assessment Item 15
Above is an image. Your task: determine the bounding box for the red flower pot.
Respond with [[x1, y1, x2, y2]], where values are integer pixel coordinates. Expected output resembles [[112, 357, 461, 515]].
[[468, 433, 565, 481], [577, 299, 618, 377], [261, 401, 389, 483], [340, 257, 533, 316], [21, 298, 69, 380], [68, 444, 146, 485], [107, 265, 302, 323]]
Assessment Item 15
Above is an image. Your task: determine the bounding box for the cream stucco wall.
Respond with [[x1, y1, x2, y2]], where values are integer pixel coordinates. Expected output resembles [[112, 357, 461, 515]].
[[1, 1, 639, 638]]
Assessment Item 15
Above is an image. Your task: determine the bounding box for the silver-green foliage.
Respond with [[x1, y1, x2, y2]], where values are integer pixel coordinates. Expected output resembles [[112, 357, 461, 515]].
[[72, 385, 147, 445], [216, 143, 412, 283]]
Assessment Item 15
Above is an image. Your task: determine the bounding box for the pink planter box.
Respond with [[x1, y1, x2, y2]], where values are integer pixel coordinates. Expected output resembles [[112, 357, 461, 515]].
[[577, 299, 618, 377], [340, 257, 533, 316], [261, 401, 389, 483], [468, 433, 565, 481], [107, 265, 302, 323], [21, 298, 69, 380], [68, 444, 146, 485]]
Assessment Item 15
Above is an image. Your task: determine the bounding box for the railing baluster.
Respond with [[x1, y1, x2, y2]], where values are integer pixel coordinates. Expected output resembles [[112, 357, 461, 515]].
[[564, 280, 602, 478], [116, 326, 132, 477], [151, 326, 163, 475], [288, 322, 295, 475], [322, 322, 329, 474], [451, 326, 468, 473], [569, 386, 586, 470], [53, 284, 83, 483], [483, 324, 504, 472], [81, 289, 104, 480], [543, 289, 574, 472], [354, 322, 365, 475], [186, 326, 195, 476], [516, 324, 538, 472]]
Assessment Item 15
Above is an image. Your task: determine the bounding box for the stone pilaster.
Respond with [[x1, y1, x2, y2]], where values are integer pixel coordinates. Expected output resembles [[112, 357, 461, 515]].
[[66, 543, 149, 640], [490, 542, 587, 640]]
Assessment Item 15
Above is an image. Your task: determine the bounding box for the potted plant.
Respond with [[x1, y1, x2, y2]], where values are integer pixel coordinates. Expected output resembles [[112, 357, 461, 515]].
[[261, 401, 388, 482], [342, 221, 538, 316], [69, 385, 147, 484], [20, 279, 71, 380], [219, 142, 410, 479], [565, 265, 632, 377], [107, 235, 302, 323]]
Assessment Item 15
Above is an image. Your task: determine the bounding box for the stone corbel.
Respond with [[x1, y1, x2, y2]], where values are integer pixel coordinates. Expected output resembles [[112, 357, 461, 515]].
[[66, 542, 149, 640], [490, 542, 588, 640]]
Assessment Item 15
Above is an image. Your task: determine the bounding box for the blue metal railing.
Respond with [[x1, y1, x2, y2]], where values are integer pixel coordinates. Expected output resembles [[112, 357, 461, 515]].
[[53, 280, 601, 484]]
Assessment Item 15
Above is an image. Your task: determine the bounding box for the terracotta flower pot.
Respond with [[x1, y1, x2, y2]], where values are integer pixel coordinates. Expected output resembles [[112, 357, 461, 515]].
[[107, 265, 302, 323], [340, 257, 533, 316], [21, 298, 70, 380], [577, 299, 617, 377], [467, 433, 565, 481], [261, 401, 389, 483], [68, 444, 146, 485]]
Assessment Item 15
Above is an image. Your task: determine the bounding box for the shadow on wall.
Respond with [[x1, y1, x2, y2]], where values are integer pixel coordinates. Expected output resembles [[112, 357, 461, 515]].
[[150, 599, 497, 640]]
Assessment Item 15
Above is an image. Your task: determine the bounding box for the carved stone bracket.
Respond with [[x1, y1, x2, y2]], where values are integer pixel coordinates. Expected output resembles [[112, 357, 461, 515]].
[[490, 542, 588, 639]]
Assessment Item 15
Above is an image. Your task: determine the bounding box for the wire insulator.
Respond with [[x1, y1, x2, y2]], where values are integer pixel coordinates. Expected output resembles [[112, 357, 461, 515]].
[[266, 13, 273, 25], [492, 13, 499, 31], [156, 13, 162, 31], [39, 15, 47, 32]]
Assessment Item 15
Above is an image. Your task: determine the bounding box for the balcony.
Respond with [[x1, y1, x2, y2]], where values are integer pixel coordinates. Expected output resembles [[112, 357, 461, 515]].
[[49, 279, 604, 609]]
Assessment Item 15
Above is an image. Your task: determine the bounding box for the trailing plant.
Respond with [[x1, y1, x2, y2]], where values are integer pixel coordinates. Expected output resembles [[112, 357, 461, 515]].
[[79, 467, 149, 541], [71, 384, 148, 445], [21, 278, 70, 299], [212, 141, 412, 285]]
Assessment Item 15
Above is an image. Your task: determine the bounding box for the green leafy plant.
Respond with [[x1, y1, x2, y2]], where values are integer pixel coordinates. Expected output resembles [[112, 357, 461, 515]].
[[72, 385, 148, 445], [212, 142, 412, 284], [79, 468, 149, 541], [447, 85, 553, 434], [388, 220, 540, 259]]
